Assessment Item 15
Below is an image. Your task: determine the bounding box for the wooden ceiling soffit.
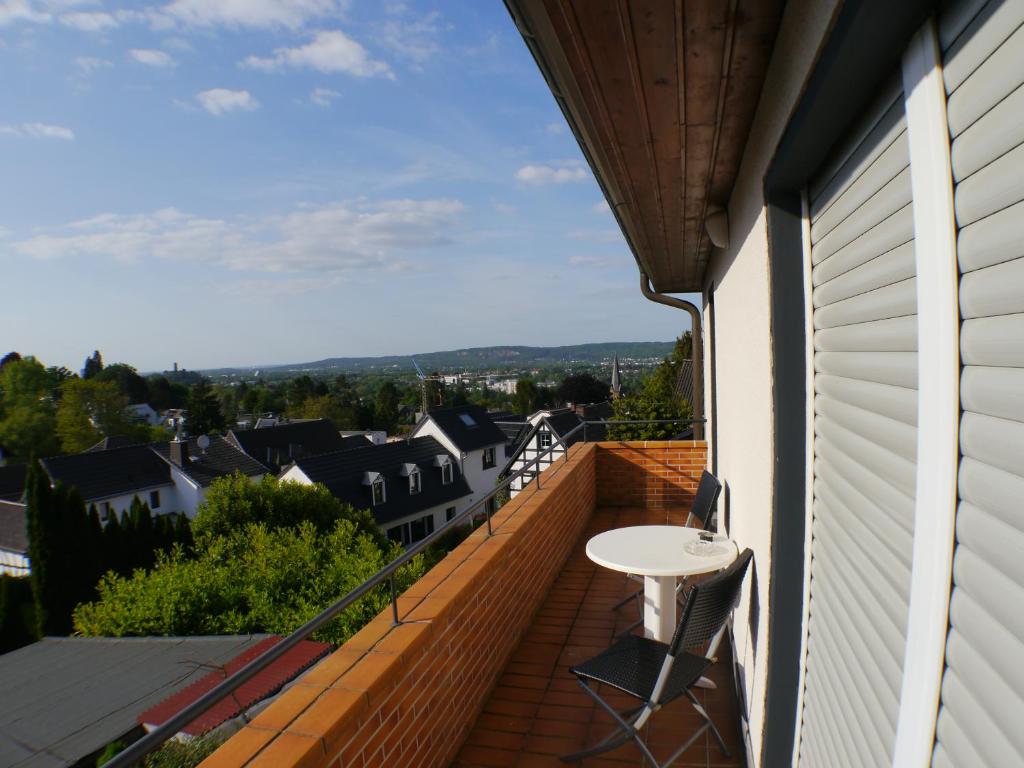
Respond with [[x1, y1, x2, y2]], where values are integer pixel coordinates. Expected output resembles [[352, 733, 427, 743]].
[[507, 0, 784, 293]]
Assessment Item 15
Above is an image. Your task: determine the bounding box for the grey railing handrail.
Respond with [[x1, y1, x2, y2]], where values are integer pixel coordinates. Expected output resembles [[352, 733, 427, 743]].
[[103, 418, 703, 767]]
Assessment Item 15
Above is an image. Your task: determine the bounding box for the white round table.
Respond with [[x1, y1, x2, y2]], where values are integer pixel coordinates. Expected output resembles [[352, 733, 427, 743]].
[[586, 525, 738, 643]]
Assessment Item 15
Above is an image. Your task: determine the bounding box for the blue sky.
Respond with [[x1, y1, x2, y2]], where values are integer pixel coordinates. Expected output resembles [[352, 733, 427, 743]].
[[1, 0, 695, 372]]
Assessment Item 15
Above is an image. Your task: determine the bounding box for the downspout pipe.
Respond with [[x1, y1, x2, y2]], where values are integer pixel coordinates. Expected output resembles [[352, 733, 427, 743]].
[[640, 272, 705, 441]]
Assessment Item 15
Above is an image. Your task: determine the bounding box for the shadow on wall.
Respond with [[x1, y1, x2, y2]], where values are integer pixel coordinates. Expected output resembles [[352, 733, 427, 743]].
[[594, 442, 708, 509]]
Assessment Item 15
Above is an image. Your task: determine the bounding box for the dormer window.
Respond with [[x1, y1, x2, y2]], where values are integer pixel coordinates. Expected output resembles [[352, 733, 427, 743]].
[[409, 468, 421, 495], [363, 471, 386, 506], [441, 461, 453, 485], [482, 446, 496, 469]]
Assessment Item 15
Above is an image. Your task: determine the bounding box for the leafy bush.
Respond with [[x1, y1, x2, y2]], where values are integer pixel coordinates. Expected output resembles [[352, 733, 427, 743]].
[[73, 520, 423, 645], [192, 474, 384, 549]]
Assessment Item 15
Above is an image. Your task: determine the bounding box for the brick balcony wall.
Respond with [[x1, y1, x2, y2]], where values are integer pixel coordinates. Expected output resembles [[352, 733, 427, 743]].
[[201, 442, 597, 768], [595, 440, 708, 509]]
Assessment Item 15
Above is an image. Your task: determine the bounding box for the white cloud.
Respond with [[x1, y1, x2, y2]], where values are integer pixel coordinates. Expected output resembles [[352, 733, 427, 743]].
[[567, 228, 623, 243], [592, 200, 611, 214], [493, 202, 516, 215], [0, 121, 74, 139], [0, 1, 51, 27], [157, 0, 347, 30], [129, 48, 174, 67], [545, 121, 565, 135], [11, 198, 465, 274], [375, 8, 442, 66], [74, 55, 111, 74], [568, 255, 623, 268], [515, 160, 588, 185], [309, 86, 339, 106], [60, 10, 117, 30], [242, 29, 392, 78], [196, 88, 259, 115]]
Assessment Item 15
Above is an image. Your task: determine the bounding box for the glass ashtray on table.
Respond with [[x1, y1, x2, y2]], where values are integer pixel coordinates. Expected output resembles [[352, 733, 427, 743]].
[[684, 531, 730, 557]]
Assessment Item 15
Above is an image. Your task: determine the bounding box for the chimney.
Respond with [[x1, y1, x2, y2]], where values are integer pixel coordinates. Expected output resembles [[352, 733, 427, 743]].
[[169, 435, 189, 465]]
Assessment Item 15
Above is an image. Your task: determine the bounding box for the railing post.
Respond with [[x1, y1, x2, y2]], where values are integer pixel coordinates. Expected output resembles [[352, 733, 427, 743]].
[[486, 500, 493, 536], [389, 574, 399, 626]]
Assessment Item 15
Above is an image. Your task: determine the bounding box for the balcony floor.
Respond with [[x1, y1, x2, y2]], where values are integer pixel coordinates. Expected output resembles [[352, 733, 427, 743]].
[[452, 506, 746, 768]]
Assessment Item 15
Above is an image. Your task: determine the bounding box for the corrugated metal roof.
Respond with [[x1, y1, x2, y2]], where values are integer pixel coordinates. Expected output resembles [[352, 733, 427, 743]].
[[138, 636, 331, 735], [0, 635, 270, 768]]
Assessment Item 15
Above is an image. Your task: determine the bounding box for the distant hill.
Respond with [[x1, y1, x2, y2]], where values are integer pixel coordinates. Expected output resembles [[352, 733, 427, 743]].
[[201, 341, 676, 376]]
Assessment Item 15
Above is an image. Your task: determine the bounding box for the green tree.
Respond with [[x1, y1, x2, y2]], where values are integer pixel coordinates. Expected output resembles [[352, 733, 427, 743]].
[[0, 575, 38, 653], [185, 378, 225, 436], [82, 350, 104, 380], [607, 334, 694, 440], [192, 473, 384, 548], [73, 519, 421, 644], [0, 351, 22, 370], [514, 379, 539, 415], [557, 373, 609, 406], [373, 381, 399, 433], [26, 463, 102, 634], [0, 357, 59, 459], [94, 363, 149, 403], [146, 376, 187, 411], [56, 378, 135, 453]]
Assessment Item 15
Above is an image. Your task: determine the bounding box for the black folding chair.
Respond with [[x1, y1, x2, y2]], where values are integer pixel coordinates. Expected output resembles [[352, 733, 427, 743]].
[[612, 470, 723, 629], [563, 548, 752, 767]]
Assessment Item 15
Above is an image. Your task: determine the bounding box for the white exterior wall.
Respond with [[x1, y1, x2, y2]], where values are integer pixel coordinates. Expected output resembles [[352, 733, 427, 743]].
[[410, 420, 503, 517], [700, 0, 840, 762], [86, 483, 179, 520], [508, 430, 564, 497]]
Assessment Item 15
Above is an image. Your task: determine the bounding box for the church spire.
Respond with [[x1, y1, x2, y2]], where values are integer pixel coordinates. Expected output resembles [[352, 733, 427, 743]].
[[610, 354, 622, 399]]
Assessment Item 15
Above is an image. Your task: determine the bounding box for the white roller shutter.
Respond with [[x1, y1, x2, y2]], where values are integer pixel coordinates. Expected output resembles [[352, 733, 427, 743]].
[[798, 77, 917, 767], [933, 1, 1024, 765]]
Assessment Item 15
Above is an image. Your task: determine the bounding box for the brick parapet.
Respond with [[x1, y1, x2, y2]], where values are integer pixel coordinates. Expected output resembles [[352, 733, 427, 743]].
[[200, 442, 598, 768], [594, 440, 708, 509]]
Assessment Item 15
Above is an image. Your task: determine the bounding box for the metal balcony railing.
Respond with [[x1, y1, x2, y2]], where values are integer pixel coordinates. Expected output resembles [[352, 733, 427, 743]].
[[104, 418, 703, 767]]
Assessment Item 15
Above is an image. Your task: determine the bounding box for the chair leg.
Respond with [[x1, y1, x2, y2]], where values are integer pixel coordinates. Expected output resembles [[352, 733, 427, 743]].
[[560, 681, 659, 766], [686, 689, 731, 758], [615, 616, 644, 640]]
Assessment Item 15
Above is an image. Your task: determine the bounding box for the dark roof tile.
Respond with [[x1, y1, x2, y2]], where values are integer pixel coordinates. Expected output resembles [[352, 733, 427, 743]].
[[41, 446, 172, 502], [227, 419, 349, 472], [418, 405, 506, 452], [152, 436, 269, 487], [289, 436, 471, 526]]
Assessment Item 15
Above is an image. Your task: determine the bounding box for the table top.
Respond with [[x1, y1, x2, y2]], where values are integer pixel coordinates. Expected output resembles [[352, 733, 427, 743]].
[[586, 525, 738, 577]]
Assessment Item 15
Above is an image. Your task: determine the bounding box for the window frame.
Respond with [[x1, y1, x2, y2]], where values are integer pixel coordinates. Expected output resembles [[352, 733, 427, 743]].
[[409, 468, 421, 495], [149, 490, 161, 509], [372, 476, 386, 506], [441, 461, 453, 485], [482, 446, 496, 469]]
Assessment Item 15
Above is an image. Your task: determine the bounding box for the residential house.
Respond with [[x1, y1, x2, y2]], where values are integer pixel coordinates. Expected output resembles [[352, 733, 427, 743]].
[[280, 436, 472, 546], [0, 464, 28, 576], [338, 430, 386, 446], [502, 408, 585, 496], [409, 405, 507, 515], [41, 436, 268, 521], [126, 403, 161, 427], [226, 419, 356, 473]]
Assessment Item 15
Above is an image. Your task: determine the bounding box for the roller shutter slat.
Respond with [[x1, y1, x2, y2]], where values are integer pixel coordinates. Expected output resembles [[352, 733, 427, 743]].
[[947, 21, 1024, 136], [933, 706, 991, 768], [960, 366, 1024, 422], [813, 278, 916, 329], [812, 205, 914, 284], [960, 314, 1024, 366], [814, 315, 917, 352], [814, 351, 917, 389], [942, 0, 1024, 93], [960, 255, 1024, 317], [956, 198, 1024, 273], [812, 168, 912, 265], [810, 132, 909, 243], [813, 240, 916, 306], [957, 456, 1024, 530], [948, 586, 1024, 698], [954, 141, 1024, 226], [960, 411, 1024, 478], [951, 84, 1024, 180], [814, 451, 915, 538], [939, 0, 990, 50], [815, 395, 918, 462], [814, 373, 917, 426]]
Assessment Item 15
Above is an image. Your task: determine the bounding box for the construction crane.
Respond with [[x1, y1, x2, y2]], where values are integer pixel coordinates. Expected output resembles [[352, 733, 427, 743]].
[[412, 358, 445, 415]]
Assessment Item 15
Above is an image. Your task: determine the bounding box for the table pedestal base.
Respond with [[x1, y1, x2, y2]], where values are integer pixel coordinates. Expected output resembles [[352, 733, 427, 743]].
[[642, 575, 676, 643]]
